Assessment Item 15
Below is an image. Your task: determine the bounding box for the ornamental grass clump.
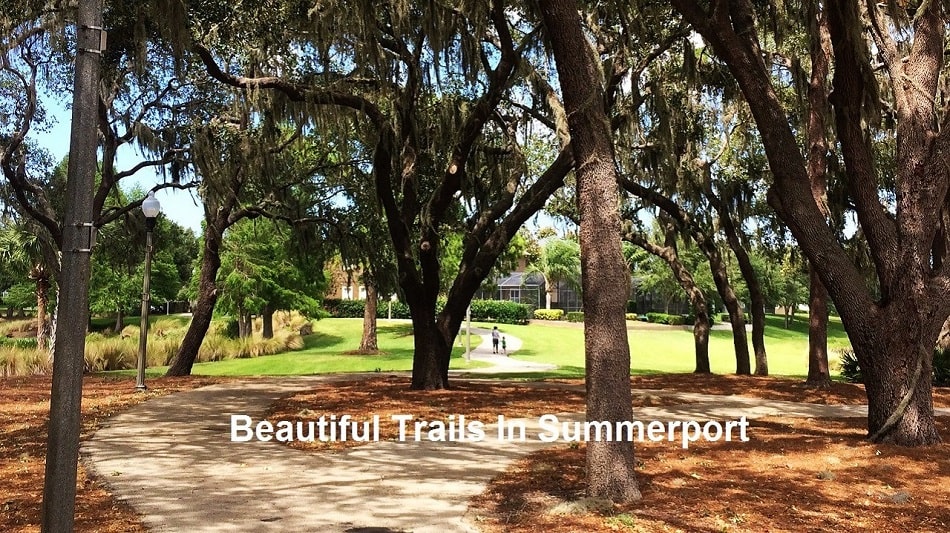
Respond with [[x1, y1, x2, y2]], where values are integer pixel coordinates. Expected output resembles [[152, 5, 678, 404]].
[[0, 346, 47, 377]]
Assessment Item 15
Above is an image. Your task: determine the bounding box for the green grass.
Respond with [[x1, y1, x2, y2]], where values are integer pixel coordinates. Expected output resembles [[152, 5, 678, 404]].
[[486, 313, 851, 378], [186, 319, 487, 376], [113, 313, 850, 379]]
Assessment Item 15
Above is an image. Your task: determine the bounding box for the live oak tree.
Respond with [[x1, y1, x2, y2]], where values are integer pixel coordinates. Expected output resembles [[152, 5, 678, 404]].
[[188, 1, 572, 389], [165, 112, 338, 375], [671, 0, 948, 445], [581, 12, 754, 374], [537, 0, 641, 503], [623, 219, 713, 373]]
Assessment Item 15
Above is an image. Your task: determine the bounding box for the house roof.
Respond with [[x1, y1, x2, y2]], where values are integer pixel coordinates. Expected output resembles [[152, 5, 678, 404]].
[[496, 271, 544, 287]]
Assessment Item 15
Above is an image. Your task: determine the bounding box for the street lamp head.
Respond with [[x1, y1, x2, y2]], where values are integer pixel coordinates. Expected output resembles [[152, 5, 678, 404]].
[[142, 191, 161, 230], [142, 191, 161, 219]]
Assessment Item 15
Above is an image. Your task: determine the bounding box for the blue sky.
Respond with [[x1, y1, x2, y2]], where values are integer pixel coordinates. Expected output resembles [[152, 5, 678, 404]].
[[34, 99, 204, 233]]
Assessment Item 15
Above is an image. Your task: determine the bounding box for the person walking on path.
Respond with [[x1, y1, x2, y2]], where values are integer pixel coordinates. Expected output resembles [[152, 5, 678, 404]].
[[491, 326, 500, 353]]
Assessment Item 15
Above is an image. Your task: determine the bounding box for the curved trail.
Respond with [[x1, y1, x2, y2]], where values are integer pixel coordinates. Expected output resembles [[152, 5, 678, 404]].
[[83, 331, 950, 532]]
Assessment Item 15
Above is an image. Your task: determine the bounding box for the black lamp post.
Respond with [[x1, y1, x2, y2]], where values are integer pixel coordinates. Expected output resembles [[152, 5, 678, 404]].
[[136, 191, 161, 391]]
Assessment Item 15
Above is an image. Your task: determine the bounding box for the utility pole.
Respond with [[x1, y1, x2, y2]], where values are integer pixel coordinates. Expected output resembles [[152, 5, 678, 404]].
[[41, 0, 103, 530]]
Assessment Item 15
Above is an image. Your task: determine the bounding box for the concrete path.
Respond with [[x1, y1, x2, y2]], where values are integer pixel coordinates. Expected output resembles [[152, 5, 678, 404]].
[[82, 331, 950, 532], [451, 326, 557, 373]]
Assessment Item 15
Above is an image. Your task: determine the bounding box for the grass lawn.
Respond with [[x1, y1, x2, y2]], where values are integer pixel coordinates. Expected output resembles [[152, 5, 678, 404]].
[[187, 318, 487, 376], [120, 313, 850, 378], [484, 313, 851, 378]]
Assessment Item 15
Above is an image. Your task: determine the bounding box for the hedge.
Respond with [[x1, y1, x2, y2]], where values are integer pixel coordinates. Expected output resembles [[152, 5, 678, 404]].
[[322, 298, 532, 324], [645, 312, 686, 326], [534, 308, 565, 321], [468, 299, 533, 324], [566, 311, 584, 322], [720, 312, 752, 323], [323, 298, 411, 319]]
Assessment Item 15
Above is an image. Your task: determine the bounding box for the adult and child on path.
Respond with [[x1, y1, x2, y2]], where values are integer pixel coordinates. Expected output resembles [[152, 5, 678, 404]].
[[491, 325, 506, 355]]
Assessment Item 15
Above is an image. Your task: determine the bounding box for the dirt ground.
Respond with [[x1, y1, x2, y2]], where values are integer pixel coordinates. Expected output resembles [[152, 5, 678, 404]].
[[1, 372, 947, 532]]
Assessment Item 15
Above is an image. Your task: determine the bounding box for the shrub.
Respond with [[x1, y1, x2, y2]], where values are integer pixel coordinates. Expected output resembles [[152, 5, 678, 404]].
[[151, 318, 185, 337], [0, 337, 38, 349], [223, 318, 240, 339], [667, 315, 686, 326], [934, 348, 950, 387], [534, 308, 565, 321], [323, 298, 411, 319], [85, 336, 135, 372], [468, 299, 533, 324], [0, 346, 47, 377], [625, 313, 637, 321], [839, 349, 862, 384], [719, 312, 752, 323], [325, 298, 531, 324], [149, 336, 182, 366], [566, 311, 584, 322], [644, 312, 688, 326], [840, 347, 950, 387], [198, 334, 239, 362], [684, 313, 716, 326]]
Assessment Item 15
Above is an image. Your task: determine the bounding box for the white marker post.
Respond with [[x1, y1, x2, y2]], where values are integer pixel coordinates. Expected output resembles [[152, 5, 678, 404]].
[[465, 305, 472, 361]]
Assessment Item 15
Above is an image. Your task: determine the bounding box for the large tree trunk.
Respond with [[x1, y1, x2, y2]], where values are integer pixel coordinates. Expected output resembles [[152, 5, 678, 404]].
[[359, 281, 379, 352], [709, 253, 751, 375], [715, 204, 767, 375], [261, 304, 274, 339], [805, 267, 832, 388], [540, 0, 641, 503], [41, 1, 100, 527], [165, 222, 223, 376], [855, 308, 941, 445], [408, 303, 451, 390], [803, 2, 832, 389], [35, 275, 50, 351]]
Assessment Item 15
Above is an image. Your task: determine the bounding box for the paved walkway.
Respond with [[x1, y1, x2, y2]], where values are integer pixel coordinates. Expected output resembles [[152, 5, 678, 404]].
[[82, 332, 950, 532], [451, 326, 557, 373]]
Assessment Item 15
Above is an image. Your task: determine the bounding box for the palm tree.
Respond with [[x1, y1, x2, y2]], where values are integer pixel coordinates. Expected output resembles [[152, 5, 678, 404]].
[[525, 238, 581, 310], [0, 221, 54, 350]]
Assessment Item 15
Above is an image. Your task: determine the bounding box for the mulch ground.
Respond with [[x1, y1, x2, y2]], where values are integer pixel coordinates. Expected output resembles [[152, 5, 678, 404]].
[[1, 372, 947, 532], [0, 375, 221, 533]]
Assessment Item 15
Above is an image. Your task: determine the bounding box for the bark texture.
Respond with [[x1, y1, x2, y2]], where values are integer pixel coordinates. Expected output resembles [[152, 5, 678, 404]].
[[359, 281, 379, 352], [540, 0, 641, 503], [41, 1, 101, 529], [806, 267, 831, 387], [804, 1, 833, 389], [262, 304, 274, 339]]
